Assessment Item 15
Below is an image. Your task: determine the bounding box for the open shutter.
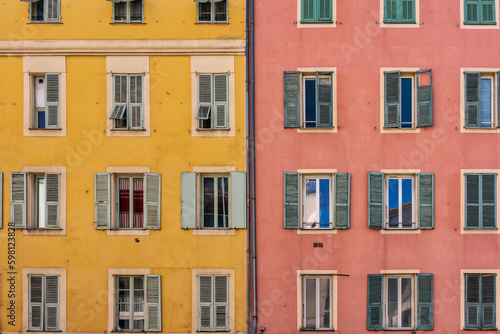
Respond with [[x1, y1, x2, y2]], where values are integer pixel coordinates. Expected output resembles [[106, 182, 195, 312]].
[[482, 174, 496, 229], [301, 0, 315, 22], [95, 173, 111, 229], [181, 172, 197, 229], [198, 275, 213, 331], [29, 275, 44, 330], [417, 69, 433, 127], [465, 274, 480, 329], [45, 73, 60, 129], [198, 74, 213, 124], [45, 173, 60, 228], [0, 172, 3, 229], [417, 274, 433, 330], [46, 0, 59, 21], [368, 172, 384, 229], [145, 173, 161, 230], [145, 275, 162, 331], [384, 71, 401, 128], [214, 74, 229, 129], [284, 172, 300, 229], [367, 274, 383, 330], [11, 172, 27, 229], [316, 72, 333, 128], [482, 274, 496, 329], [497, 72, 500, 128], [214, 275, 229, 331], [418, 173, 434, 229], [230, 171, 246, 229], [482, 0, 496, 24], [45, 275, 59, 331], [334, 173, 350, 229], [465, 174, 480, 229], [129, 75, 143, 129], [113, 75, 128, 126], [284, 72, 300, 128], [318, 0, 332, 22], [465, 72, 481, 128]]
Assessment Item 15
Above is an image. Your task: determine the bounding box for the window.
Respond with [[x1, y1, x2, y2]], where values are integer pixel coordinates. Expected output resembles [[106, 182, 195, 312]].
[[198, 274, 229, 332], [284, 71, 334, 129], [384, 0, 415, 23], [302, 275, 332, 330], [112, 0, 143, 23], [196, 73, 229, 130], [114, 275, 161, 332], [368, 172, 434, 230], [197, 0, 227, 23], [465, 173, 497, 229], [301, 0, 333, 23], [94, 172, 161, 230], [32, 74, 60, 129], [464, 72, 500, 128], [383, 69, 432, 129], [367, 274, 433, 330], [110, 74, 144, 130], [29, 0, 60, 23], [464, 273, 497, 330], [465, 0, 496, 24], [181, 171, 246, 230], [28, 274, 60, 331], [284, 172, 350, 230]]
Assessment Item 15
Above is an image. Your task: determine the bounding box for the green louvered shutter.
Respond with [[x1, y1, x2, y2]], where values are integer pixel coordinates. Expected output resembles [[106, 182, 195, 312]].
[[145, 173, 161, 230], [11, 172, 27, 229], [45, 73, 60, 129], [334, 173, 350, 229], [29, 275, 43, 330], [384, 71, 401, 128], [284, 72, 300, 128], [199, 275, 213, 331], [230, 171, 247, 229], [45, 173, 60, 228], [465, 274, 481, 329], [401, 0, 416, 23], [214, 275, 229, 331], [367, 274, 383, 330], [465, 72, 481, 128], [384, 0, 398, 22], [318, 0, 332, 22], [368, 172, 384, 229], [301, 0, 315, 22], [465, 174, 480, 229], [497, 72, 500, 128], [481, 174, 496, 229], [45, 275, 59, 331], [284, 172, 300, 229], [145, 275, 162, 332], [418, 173, 434, 229], [481, 0, 496, 24], [317, 72, 333, 128], [129, 75, 144, 129], [416, 69, 433, 127], [417, 274, 433, 330], [465, 0, 479, 23], [181, 172, 197, 229], [214, 74, 229, 129], [95, 173, 111, 229]]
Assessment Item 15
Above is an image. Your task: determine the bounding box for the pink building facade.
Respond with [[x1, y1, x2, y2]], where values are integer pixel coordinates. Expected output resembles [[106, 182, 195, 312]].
[[254, 0, 500, 333]]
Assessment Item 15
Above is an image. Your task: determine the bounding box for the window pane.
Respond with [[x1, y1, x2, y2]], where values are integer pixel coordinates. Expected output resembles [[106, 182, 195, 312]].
[[480, 78, 492, 127], [401, 178, 413, 227], [217, 177, 228, 228], [203, 177, 215, 227], [215, 0, 227, 21], [388, 179, 399, 227], [32, 0, 45, 21], [319, 278, 331, 328], [119, 178, 130, 228], [318, 179, 330, 228], [401, 78, 413, 128], [304, 278, 317, 329], [37, 177, 46, 228], [114, 2, 127, 21], [305, 178, 317, 226], [304, 79, 317, 128], [401, 277, 412, 328], [130, 0, 142, 21], [198, 2, 211, 21], [133, 178, 144, 228], [387, 277, 398, 328]]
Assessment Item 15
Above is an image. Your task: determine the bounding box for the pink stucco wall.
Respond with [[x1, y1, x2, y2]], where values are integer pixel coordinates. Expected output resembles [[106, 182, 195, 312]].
[[254, 0, 500, 333]]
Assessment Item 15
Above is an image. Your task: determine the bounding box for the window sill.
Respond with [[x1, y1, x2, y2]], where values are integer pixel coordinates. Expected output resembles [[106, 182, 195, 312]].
[[297, 127, 337, 133], [111, 128, 146, 131], [28, 128, 62, 130], [380, 229, 421, 234], [196, 128, 231, 131], [297, 229, 337, 235], [300, 21, 334, 24], [195, 21, 229, 24], [192, 229, 236, 236], [110, 22, 146, 25], [106, 229, 151, 236], [28, 22, 62, 24], [23, 228, 66, 236]]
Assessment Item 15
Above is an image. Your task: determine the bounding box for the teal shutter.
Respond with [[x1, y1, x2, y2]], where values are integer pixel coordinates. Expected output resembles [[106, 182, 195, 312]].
[[367, 274, 383, 330], [230, 171, 246, 229], [384, 0, 398, 22], [481, 0, 496, 24], [465, 0, 479, 23], [334, 173, 350, 229], [417, 274, 433, 330], [214, 74, 229, 129], [465, 274, 481, 329], [368, 172, 384, 229], [181, 172, 197, 229], [497, 72, 500, 128], [418, 173, 434, 229], [316, 72, 333, 128], [384, 71, 401, 128], [29, 275, 44, 330], [482, 274, 496, 329], [45, 73, 60, 129], [301, 0, 315, 22], [465, 72, 481, 128], [318, 0, 333, 22], [11, 172, 27, 229], [416, 69, 433, 127], [44, 275, 59, 331], [401, 0, 416, 23], [145, 173, 161, 230], [284, 172, 300, 229], [284, 72, 300, 128], [145, 275, 162, 332], [95, 173, 111, 230], [45, 173, 60, 228]]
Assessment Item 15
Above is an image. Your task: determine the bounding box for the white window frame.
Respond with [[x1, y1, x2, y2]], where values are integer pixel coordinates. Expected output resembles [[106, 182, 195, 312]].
[[196, 0, 228, 23], [385, 175, 415, 229], [301, 73, 333, 129], [302, 275, 333, 330], [111, 74, 144, 131], [302, 174, 333, 229], [115, 275, 145, 331], [480, 75, 494, 128], [29, 0, 61, 23], [196, 73, 229, 130], [115, 174, 145, 230], [384, 275, 415, 330], [112, 0, 144, 23]]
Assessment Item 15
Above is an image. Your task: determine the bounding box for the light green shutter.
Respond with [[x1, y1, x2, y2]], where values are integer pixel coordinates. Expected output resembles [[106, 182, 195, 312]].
[[129, 75, 143, 129], [181, 172, 197, 229], [316, 72, 333, 128], [301, 0, 315, 22], [284, 172, 300, 229], [198, 275, 213, 331], [11, 172, 27, 229], [44, 275, 59, 331], [46, 0, 60, 22], [111, 75, 128, 127], [465, 72, 481, 128], [367, 274, 383, 330], [94, 173, 111, 230], [418, 173, 434, 229], [334, 173, 350, 229], [214, 74, 229, 129], [230, 171, 246, 229], [145, 275, 161, 331], [145, 173, 161, 230], [368, 172, 384, 229], [482, 274, 496, 329], [45, 73, 60, 129], [384, 71, 401, 128], [214, 275, 229, 331], [318, 0, 333, 22], [45, 173, 60, 228], [284, 72, 300, 128], [29, 275, 43, 330], [416, 69, 433, 127], [417, 274, 433, 330], [198, 74, 213, 125]]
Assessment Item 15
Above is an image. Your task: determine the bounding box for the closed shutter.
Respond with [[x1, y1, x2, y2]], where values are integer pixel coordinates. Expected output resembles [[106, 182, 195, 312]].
[[482, 274, 496, 329], [284, 72, 300, 128], [368, 172, 384, 229], [145, 275, 162, 331], [284, 172, 300, 229], [417, 274, 433, 330], [45, 275, 59, 331], [367, 274, 383, 330], [45, 73, 60, 129], [418, 173, 434, 229], [384, 0, 398, 22], [95, 173, 111, 229], [230, 171, 246, 229], [145, 173, 161, 230], [465, 274, 480, 329], [214, 74, 229, 129], [316, 72, 333, 128], [318, 0, 332, 22], [45, 173, 60, 228], [384, 71, 401, 128], [334, 173, 350, 229], [497, 72, 500, 128], [481, 0, 496, 24], [11, 172, 27, 229], [46, 0, 59, 22], [198, 275, 213, 331], [401, 0, 416, 22], [214, 275, 229, 331], [416, 69, 433, 127], [29, 275, 44, 330], [465, 72, 481, 127], [129, 75, 143, 129], [113, 75, 128, 126], [465, 0, 479, 23], [482, 174, 496, 229], [301, 0, 315, 22], [181, 172, 197, 229]]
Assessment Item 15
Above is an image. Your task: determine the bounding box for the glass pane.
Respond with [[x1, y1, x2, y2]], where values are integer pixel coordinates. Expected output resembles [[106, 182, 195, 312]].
[[203, 177, 215, 227], [318, 179, 330, 228], [114, 2, 127, 21], [130, 0, 143, 21], [304, 79, 316, 128], [198, 2, 211, 21], [119, 178, 130, 228], [401, 277, 412, 328], [480, 79, 492, 128], [401, 178, 413, 227], [304, 278, 317, 329], [401, 78, 413, 128], [319, 278, 331, 328], [304, 178, 317, 226], [37, 177, 46, 228], [217, 177, 229, 228], [388, 179, 399, 227], [215, 0, 227, 21], [133, 178, 144, 228], [387, 278, 398, 328], [32, 0, 45, 21]]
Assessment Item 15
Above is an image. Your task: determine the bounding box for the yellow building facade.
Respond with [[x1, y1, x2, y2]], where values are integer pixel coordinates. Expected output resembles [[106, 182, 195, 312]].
[[0, 0, 247, 333]]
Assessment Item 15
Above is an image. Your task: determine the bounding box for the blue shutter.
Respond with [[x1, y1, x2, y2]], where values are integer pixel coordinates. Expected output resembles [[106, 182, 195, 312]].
[[334, 173, 350, 229], [181, 172, 198, 229], [384, 71, 401, 128], [384, 0, 398, 22], [316, 72, 333, 128], [284, 72, 300, 128], [465, 274, 480, 329], [368, 172, 384, 229], [418, 173, 434, 229], [482, 274, 496, 329], [465, 72, 481, 128], [367, 274, 383, 330], [417, 274, 433, 330], [416, 69, 433, 127], [284, 172, 300, 229]]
